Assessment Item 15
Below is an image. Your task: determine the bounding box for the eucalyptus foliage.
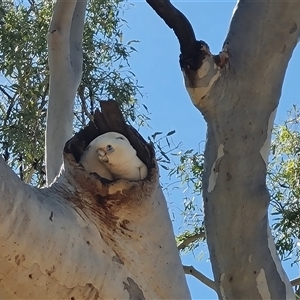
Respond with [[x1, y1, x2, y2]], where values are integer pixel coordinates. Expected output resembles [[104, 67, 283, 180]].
[[269, 106, 300, 261], [170, 148, 205, 252], [0, 0, 142, 186]]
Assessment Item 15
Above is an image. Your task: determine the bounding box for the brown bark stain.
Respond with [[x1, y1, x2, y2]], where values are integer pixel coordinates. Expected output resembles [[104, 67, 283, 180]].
[[112, 254, 124, 265], [84, 283, 100, 300], [68, 283, 100, 300], [123, 277, 145, 300], [49, 211, 54, 222], [289, 22, 297, 34], [119, 219, 131, 231], [226, 172, 232, 181], [60, 152, 158, 266], [14, 254, 25, 265], [46, 265, 55, 276]]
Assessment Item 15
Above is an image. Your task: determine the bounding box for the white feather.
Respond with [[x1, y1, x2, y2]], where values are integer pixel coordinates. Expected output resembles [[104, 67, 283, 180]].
[[79, 144, 113, 181]]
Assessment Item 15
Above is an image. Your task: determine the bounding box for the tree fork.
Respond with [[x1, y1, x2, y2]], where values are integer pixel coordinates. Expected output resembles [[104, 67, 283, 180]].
[[0, 100, 191, 299], [146, 0, 228, 112]]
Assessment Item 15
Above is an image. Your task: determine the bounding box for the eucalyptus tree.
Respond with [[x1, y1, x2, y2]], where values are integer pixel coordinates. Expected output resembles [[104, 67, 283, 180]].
[[143, 0, 300, 298], [0, 0, 300, 299], [0, 0, 190, 298]]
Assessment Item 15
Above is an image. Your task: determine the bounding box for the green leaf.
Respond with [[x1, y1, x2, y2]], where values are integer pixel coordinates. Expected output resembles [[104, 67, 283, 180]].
[[167, 130, 175, 136]]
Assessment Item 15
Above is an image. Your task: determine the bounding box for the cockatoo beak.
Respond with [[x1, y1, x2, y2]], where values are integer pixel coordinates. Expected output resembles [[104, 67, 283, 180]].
[[97, 148, 107, 156], [97, 148, 108, 162]]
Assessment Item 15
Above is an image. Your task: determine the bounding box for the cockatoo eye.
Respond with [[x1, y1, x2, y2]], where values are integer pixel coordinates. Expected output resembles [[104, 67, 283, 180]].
[[116, 136, 125, 140], [106, 144, 115, 153]]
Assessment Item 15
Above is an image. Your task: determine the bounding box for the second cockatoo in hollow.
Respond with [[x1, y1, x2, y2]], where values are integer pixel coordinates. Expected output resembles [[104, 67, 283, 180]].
[[79, 131, 148, 181]]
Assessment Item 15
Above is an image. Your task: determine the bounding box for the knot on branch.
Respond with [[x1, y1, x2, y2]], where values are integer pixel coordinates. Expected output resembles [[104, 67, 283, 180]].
[[179, 40, 211, 71], [145, 0, 228, 79]]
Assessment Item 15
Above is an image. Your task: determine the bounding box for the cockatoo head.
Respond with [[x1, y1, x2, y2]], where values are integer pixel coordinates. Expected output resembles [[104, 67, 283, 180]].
[[89, 132, 137, 165]]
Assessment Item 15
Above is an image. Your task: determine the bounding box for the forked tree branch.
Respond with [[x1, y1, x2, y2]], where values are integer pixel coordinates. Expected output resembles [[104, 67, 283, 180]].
[[183, 265, 216, 291], [145, 0, 227, 99]]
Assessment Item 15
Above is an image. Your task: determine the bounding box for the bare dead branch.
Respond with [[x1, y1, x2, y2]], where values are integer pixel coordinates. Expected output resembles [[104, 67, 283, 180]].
[[146, 0, 196, 58], [78, 86, 94, 123], [145, 0, 212, 71], [145, 1, 226, 75], [183, 265, 216, 291], [177, 232, 205, 251]]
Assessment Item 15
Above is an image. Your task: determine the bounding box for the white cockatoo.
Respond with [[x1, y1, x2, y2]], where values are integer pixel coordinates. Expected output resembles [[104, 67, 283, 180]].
[[79, 132, 148, 181], [79, 141, 114, 181]]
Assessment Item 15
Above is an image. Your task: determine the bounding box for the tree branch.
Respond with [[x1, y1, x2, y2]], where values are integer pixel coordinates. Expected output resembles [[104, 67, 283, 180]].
[[183, 265, 216, 291], [0, 86, 13, 101], [69, 0, 87, 86], [146, 0, 216, 72], [46, 0, 87, 185], [78, 86, 93, 123], [177, 232, 205, 251], [291, 277, 300, 287], [145, 0, 196, 59], [200, 2, 300, 298], [146, 0, 228, 106]]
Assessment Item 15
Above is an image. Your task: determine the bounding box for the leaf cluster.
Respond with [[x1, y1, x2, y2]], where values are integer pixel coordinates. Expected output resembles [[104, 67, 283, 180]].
[[168, 146, 205, 252], [0, 0, 143, 186], [269, 106, 300, 261]]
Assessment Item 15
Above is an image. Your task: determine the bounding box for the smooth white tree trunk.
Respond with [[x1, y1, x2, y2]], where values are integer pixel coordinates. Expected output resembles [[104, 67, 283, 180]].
[[0, 0, 191, 298], [181, 1, 300, 298], [46, 0, 87, 185], [0, 149, 190, 299], [2, 0, 300, 299]]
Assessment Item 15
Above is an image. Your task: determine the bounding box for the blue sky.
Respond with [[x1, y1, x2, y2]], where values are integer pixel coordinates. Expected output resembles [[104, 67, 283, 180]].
[[122, 1, 300, 299]]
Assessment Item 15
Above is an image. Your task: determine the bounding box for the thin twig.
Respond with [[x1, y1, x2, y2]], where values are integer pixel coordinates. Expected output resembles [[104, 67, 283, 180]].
[[0, 87, 17, 126], [183, 265, 216, 291], [78, 86, 94, 122], [0, 86, 13, 100], [177, 232, 205, 251]]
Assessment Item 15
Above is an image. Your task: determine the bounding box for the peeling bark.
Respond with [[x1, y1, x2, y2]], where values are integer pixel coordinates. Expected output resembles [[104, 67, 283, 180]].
[[0, 101, 190, 299]]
